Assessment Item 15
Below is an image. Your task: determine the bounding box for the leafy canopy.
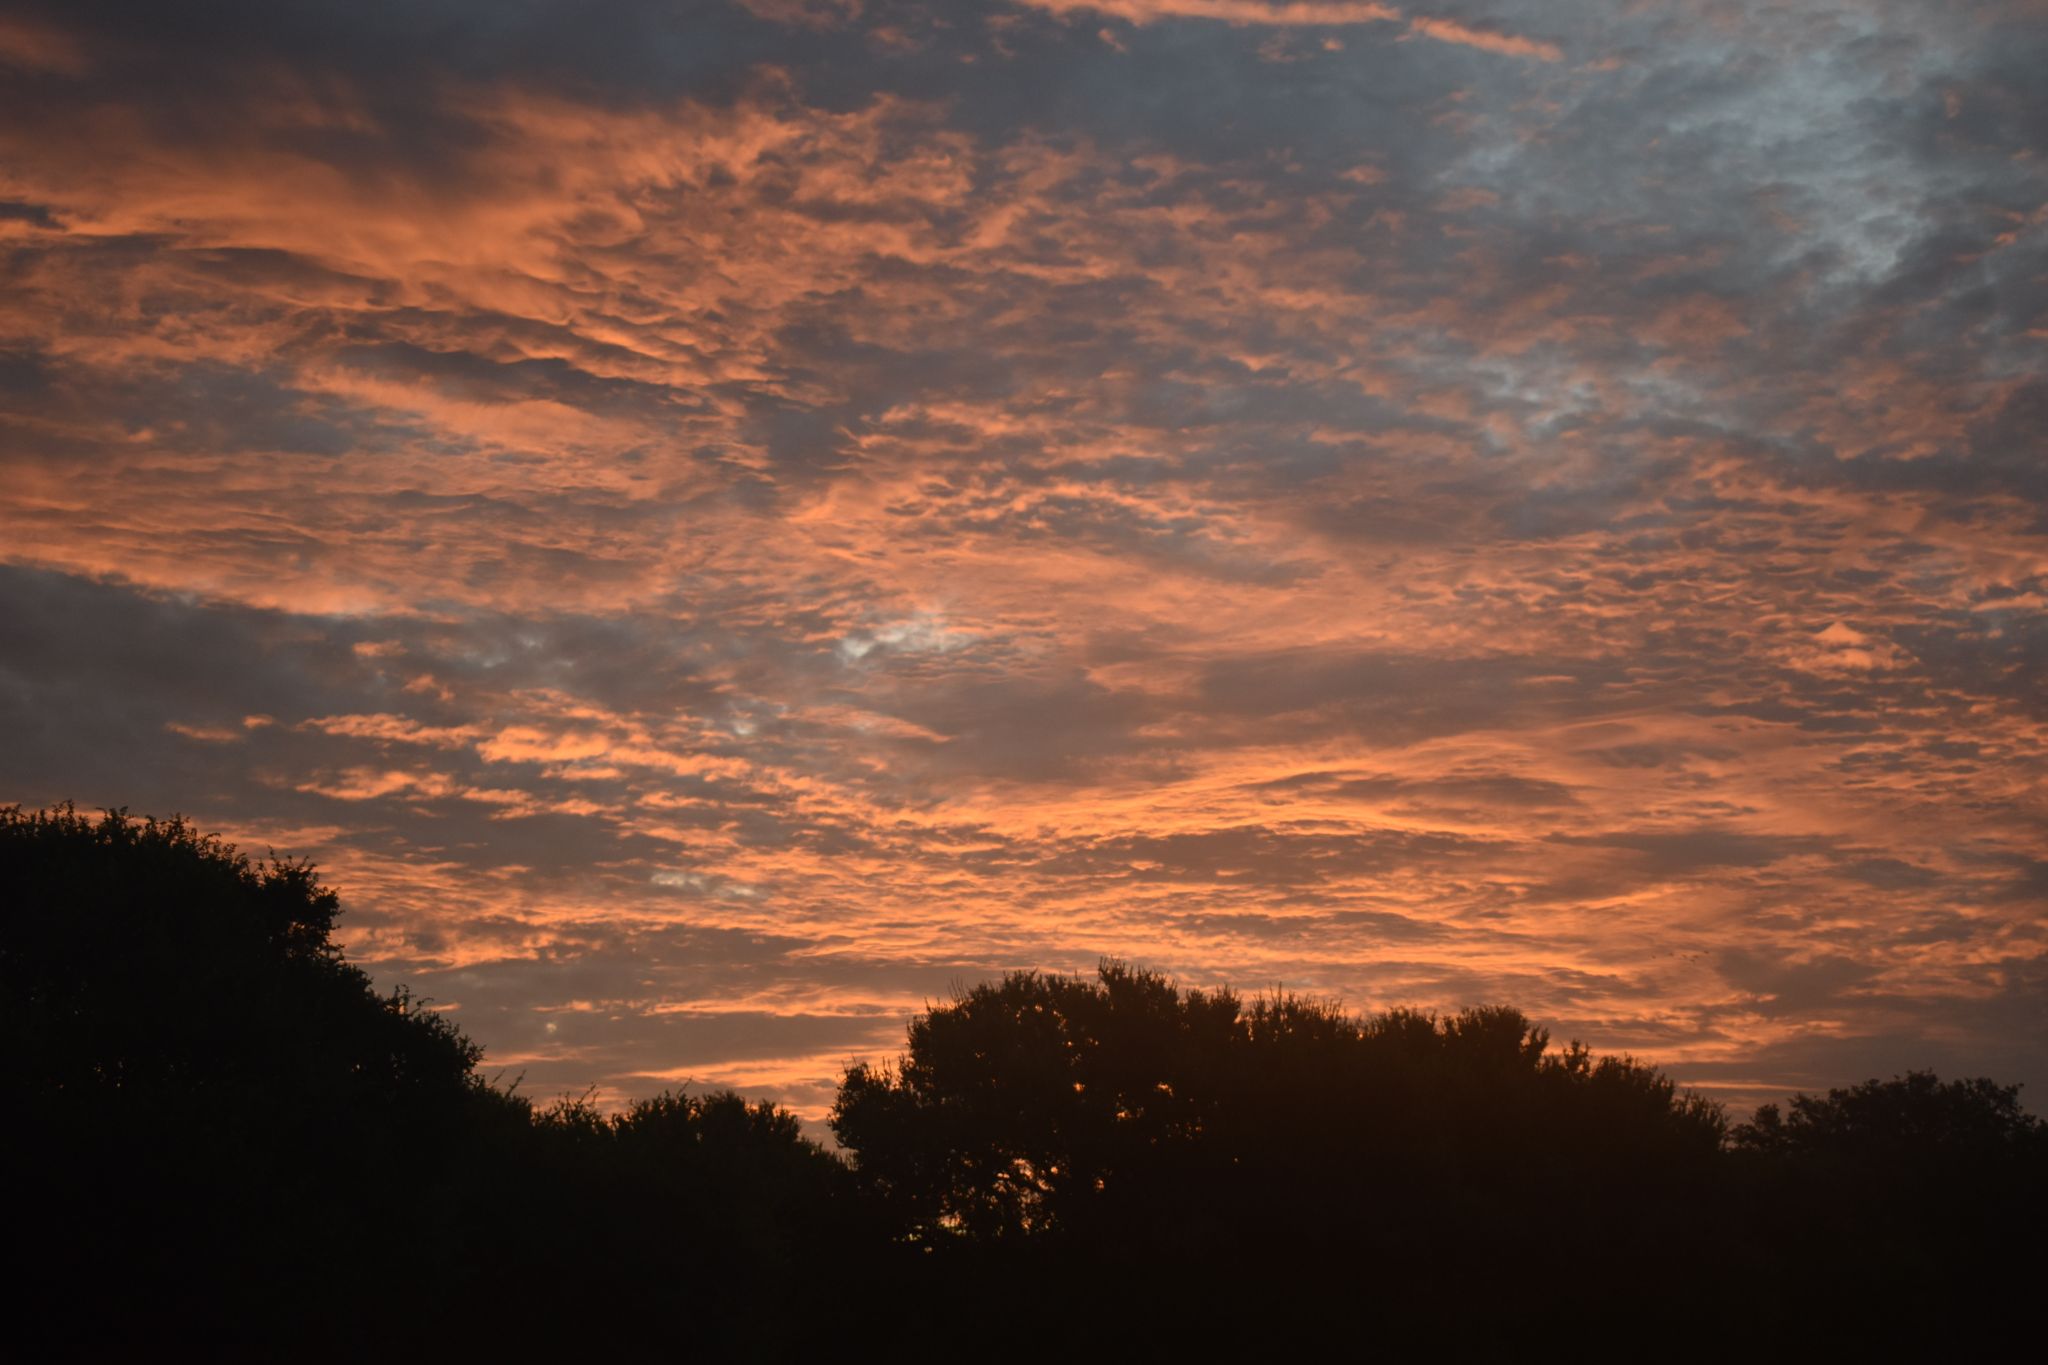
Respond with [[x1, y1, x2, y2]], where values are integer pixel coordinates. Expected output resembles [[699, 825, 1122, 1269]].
[[832, 960, 1727, 1251]]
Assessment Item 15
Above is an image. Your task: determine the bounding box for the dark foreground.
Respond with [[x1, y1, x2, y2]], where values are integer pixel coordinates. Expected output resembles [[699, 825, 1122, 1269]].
[[5, 806, 2042, 1356]]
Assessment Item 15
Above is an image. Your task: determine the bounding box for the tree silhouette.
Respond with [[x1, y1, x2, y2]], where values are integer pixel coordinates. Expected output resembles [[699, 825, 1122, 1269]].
[[3, 804, 523, 1346], [482, 1087, 859, 1330], [1725, 1071, 2048, 1340], [9, 801, 2042, 1352], [1, 804, 849, 1352], [832, 960, 1732, 1343], [1732, 1071, 2042, 1159]]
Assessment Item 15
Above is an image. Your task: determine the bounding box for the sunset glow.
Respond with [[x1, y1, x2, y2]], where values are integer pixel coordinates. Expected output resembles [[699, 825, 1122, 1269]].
[[3, 0, 2043, 1121]]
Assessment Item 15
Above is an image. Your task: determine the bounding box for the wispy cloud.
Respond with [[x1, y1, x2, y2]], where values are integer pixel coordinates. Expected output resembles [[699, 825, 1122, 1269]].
[[1022, 1, 1400, 27], [1404, 15, 1560, 61]]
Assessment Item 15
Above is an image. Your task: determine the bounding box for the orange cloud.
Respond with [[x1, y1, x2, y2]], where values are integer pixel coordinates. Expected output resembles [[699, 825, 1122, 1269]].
[[1, 0, 2041, 1118], [1405, 15, 1563, 62], [1024, 1, 1399, 25]]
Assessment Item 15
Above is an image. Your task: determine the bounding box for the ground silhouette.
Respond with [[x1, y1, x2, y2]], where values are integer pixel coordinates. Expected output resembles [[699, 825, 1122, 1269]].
[[5, 804, 2042, 1353]]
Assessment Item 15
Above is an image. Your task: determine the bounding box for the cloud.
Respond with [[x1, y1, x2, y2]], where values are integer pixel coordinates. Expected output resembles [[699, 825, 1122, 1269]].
[[1, 0, 2043, 1117], [1023, 0, 1566, 69], [1403, 15, 1560, 62], [0, 13, 88, 75], [1021, 1, 1400, 27]]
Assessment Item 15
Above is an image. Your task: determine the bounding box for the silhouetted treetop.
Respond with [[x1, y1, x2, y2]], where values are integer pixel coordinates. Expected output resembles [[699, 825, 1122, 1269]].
[[1, 803, 845, 1352], [832, 960, 1726, 1257], [1732, 1071, 2043, 1159], [2, 802, 488, 1114]]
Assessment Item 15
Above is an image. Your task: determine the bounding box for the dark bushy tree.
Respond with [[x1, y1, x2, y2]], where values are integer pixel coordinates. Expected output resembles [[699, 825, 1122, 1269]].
[[3, 804, 520, 1342], [482, 1088, 858, 1332], [1726, 1072, 2048, 1337], [0, 805, 849, 1352], [1732, 1071, 2042, 1159], [832, 961, 1731, 1343]]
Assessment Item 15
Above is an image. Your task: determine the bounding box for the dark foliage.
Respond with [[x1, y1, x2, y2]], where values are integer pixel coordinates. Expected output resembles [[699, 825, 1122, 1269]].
[[1725, 1072, 2048, 1334], [5, 803, 2042, 1354], [833, 962, 1735, 1345], [4, 805, 510, 1342], [1, 805, 851, 1354], [835, 966, 2046, 1350]]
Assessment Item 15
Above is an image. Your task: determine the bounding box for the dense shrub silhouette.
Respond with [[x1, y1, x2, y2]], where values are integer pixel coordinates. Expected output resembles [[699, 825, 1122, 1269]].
[[475, 1087, 858, 1332]]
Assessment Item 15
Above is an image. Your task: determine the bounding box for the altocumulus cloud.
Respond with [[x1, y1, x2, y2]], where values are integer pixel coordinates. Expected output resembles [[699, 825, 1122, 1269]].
[[1, 0, 2044, 1117]]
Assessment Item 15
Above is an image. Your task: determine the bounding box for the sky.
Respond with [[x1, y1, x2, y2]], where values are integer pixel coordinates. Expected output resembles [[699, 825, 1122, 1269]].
[[2, 0, 2044, 1122]]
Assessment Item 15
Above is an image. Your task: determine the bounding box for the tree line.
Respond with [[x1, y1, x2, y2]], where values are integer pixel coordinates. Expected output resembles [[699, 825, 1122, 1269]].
[[4, 805, 2042, 1354]]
